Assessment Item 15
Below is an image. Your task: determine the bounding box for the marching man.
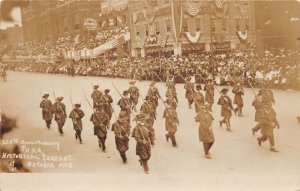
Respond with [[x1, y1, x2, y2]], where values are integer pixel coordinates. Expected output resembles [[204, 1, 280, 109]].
[[40, 93, 53, 130], [69, 103, 85, 144], [52, 96, 67, 135]]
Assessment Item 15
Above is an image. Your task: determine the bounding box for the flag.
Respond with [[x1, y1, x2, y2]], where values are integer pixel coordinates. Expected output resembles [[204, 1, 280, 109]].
[[74, 51, 80, 62], [171, 0, 182, 43]]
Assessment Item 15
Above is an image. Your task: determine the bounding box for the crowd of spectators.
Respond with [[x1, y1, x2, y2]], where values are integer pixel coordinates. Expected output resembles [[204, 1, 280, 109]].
[[4, 49, 300, 90], [2, 26, 129, 58]]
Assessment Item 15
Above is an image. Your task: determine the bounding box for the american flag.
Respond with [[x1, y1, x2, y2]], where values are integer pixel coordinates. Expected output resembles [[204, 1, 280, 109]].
[[214, 0, 225, 9], [74, 51, 80, 62], [185, 1, 199, 16]]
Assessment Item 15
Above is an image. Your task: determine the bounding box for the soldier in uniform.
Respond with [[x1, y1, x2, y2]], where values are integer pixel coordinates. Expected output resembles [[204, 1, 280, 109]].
[[140, 96, 156, 126], [217, 88, 234, 132], [52, 96, 67, 135], [128, 81, 139, 112], [165, 86, 178, 110], [166, 76, 178, 103], [111, 114, 130, 163], [163, 99, 180, 147], [204, 79, 214, 112], [195, 103, 215, 159], [102, 89, 114, 120], [90, 105, 110, 152], [132, 115, 154, 174], [193, 84, 205, 113], [69, 103, 85, 144], [40, 93, 53, 129], [257, 103, 280, 152], [184, 76, 195, 109], [251, 91, 264, 135], [91, 85, 103, 108], [261, 86, 275, 107], [117, 90, 131, 118], [232, 81, 244, 116], [147, 81, 161, 109]]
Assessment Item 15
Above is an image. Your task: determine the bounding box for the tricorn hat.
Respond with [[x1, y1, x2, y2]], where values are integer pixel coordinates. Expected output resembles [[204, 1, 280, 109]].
[[221, 88, 229, 93], [123, 90, 129, 95], [56, 96, 64, 101], [74, 103, 81, 107], [42, 93, 49, 98]]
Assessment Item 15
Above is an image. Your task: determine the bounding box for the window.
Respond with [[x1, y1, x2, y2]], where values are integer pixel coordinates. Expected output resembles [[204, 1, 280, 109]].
[[196, 18, 201, 31], [211, 17, 216, 32], [183, 18, 188, 32], [235, 18, 240, 30], [222, 18, 227, 31], [245, 19, 250, 31]]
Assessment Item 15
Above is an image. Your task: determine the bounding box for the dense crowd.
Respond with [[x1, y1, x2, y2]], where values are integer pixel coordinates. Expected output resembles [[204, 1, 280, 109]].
[[3, 49, 300, 90], [2, 26, 128, 58]]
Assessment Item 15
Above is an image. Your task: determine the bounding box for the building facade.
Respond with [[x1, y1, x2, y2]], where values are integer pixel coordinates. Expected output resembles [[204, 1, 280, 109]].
[[21, 0, 101, 42], [128, 0, 256, 57]]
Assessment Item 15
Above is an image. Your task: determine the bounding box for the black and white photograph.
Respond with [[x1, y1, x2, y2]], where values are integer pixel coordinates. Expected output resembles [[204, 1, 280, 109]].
[[0, 0, 300, 190]]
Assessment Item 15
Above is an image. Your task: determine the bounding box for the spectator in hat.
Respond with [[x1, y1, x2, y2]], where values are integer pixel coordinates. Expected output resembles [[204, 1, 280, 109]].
[[90, 104, 109, 152], [52, 96, 67, 135], [128, 81, 139, 112], [91, 85, 103, 108], [195, 102, 214, 159], [40, 93, 53, 130], [69, 103, 85, 144], [163, 99, 180, 147], [217, 88, 234, 132]]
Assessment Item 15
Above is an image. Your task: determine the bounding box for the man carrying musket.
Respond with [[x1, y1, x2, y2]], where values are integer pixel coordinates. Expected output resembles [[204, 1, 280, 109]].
[[147, 81, 161, 109], [91, 85, 103, 108], [204, 79, 214, 112], [217, 88, 234, 132], [102, 89, 114, 120], [163, 99, 180, 147], [232, 81, 244, 116], [69, 103, 85, 144], [90, 104, 110, 152], [128, 81, 139, 112], [40, 93, 53, 130], [132, 115, 154, 174], [184, 76, 195, 109], [117, 90, 131, 118], [195, 103, 215, 159], [52, 96, 67, 135], [112, 114, 130, 164], [194, 84, 205, 113]]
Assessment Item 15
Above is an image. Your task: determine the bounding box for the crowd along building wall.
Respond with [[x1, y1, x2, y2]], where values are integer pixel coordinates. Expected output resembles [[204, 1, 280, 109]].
[[128, 0, 256, 57]]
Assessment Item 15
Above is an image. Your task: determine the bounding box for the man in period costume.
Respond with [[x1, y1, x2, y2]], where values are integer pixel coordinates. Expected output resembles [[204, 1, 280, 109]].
[[147, 81, 161, 109], [69, 103, 85, 144], [193, 84, 205, 113], [163, 99, 180, 147], [184, 76, 195, 109], [91, 85, 103, 108], [90, 104, 110, 152], [128, 81, 139, 112], [40, 93, 53, 129], [217, 88, 234, 132], [117, 90, 131, 118], [195, 103, 215, 159], [132, 115, 154, 174], [232, 81, 244, 116], [102, 89, 114, 120], [111, 114, 130, 163], [52, 96, 67, 135], [204, 79, 214, 112]]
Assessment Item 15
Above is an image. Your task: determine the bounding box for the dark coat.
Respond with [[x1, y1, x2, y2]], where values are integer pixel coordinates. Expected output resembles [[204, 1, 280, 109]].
[[163, 107, 179, 133], [232, 85, 244, 106], [40, 99, 53, 121], [90, 111, 109, 137], [132, 124, 152, 160], [112, 121, 129, 152], [193, 91, 205, 113], [217, 95, 233, 118], [52, 101, 67, 124], [69, 109, 85, 131], [204, 84, 214, 104], [195, 110, 214, 143]]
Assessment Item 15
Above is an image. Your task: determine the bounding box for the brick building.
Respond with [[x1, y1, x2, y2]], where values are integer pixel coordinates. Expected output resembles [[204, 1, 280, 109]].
[[21, 0, 101, 42], [128, 0, 256, 57]]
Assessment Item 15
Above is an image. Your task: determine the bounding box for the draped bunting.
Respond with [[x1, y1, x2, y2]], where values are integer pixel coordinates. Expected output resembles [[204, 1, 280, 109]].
[[185, 1, 200, 16], [214, 0, 225, 9], [210, 2, 228, 18], [146, 35, 157, 44], [185, 31, 201, 43], [171, 0, 183, 42], [236, 30, 248, 41]]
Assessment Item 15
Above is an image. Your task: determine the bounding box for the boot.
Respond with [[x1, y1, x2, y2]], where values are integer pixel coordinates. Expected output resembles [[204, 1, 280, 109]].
[[142, 161, 149, 174], [219, 121, 222, 128], [270, 147, 279, 152], [170, 135, 177, 147], [257, 138, 262, 146], [75, 133, 78, 140], [165, 134, 169, 142]]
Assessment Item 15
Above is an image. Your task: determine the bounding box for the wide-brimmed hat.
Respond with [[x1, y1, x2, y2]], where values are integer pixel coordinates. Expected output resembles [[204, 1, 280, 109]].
[[104, 89, 110, 93], [129, 81, 136, 84], [56, 96, 64, 101], [42, 93, 49, 98], [74, 103, 81, 107], [123, 90, 129, 95], [93, 85, 99, 89], [221, 88, 229, 93]]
